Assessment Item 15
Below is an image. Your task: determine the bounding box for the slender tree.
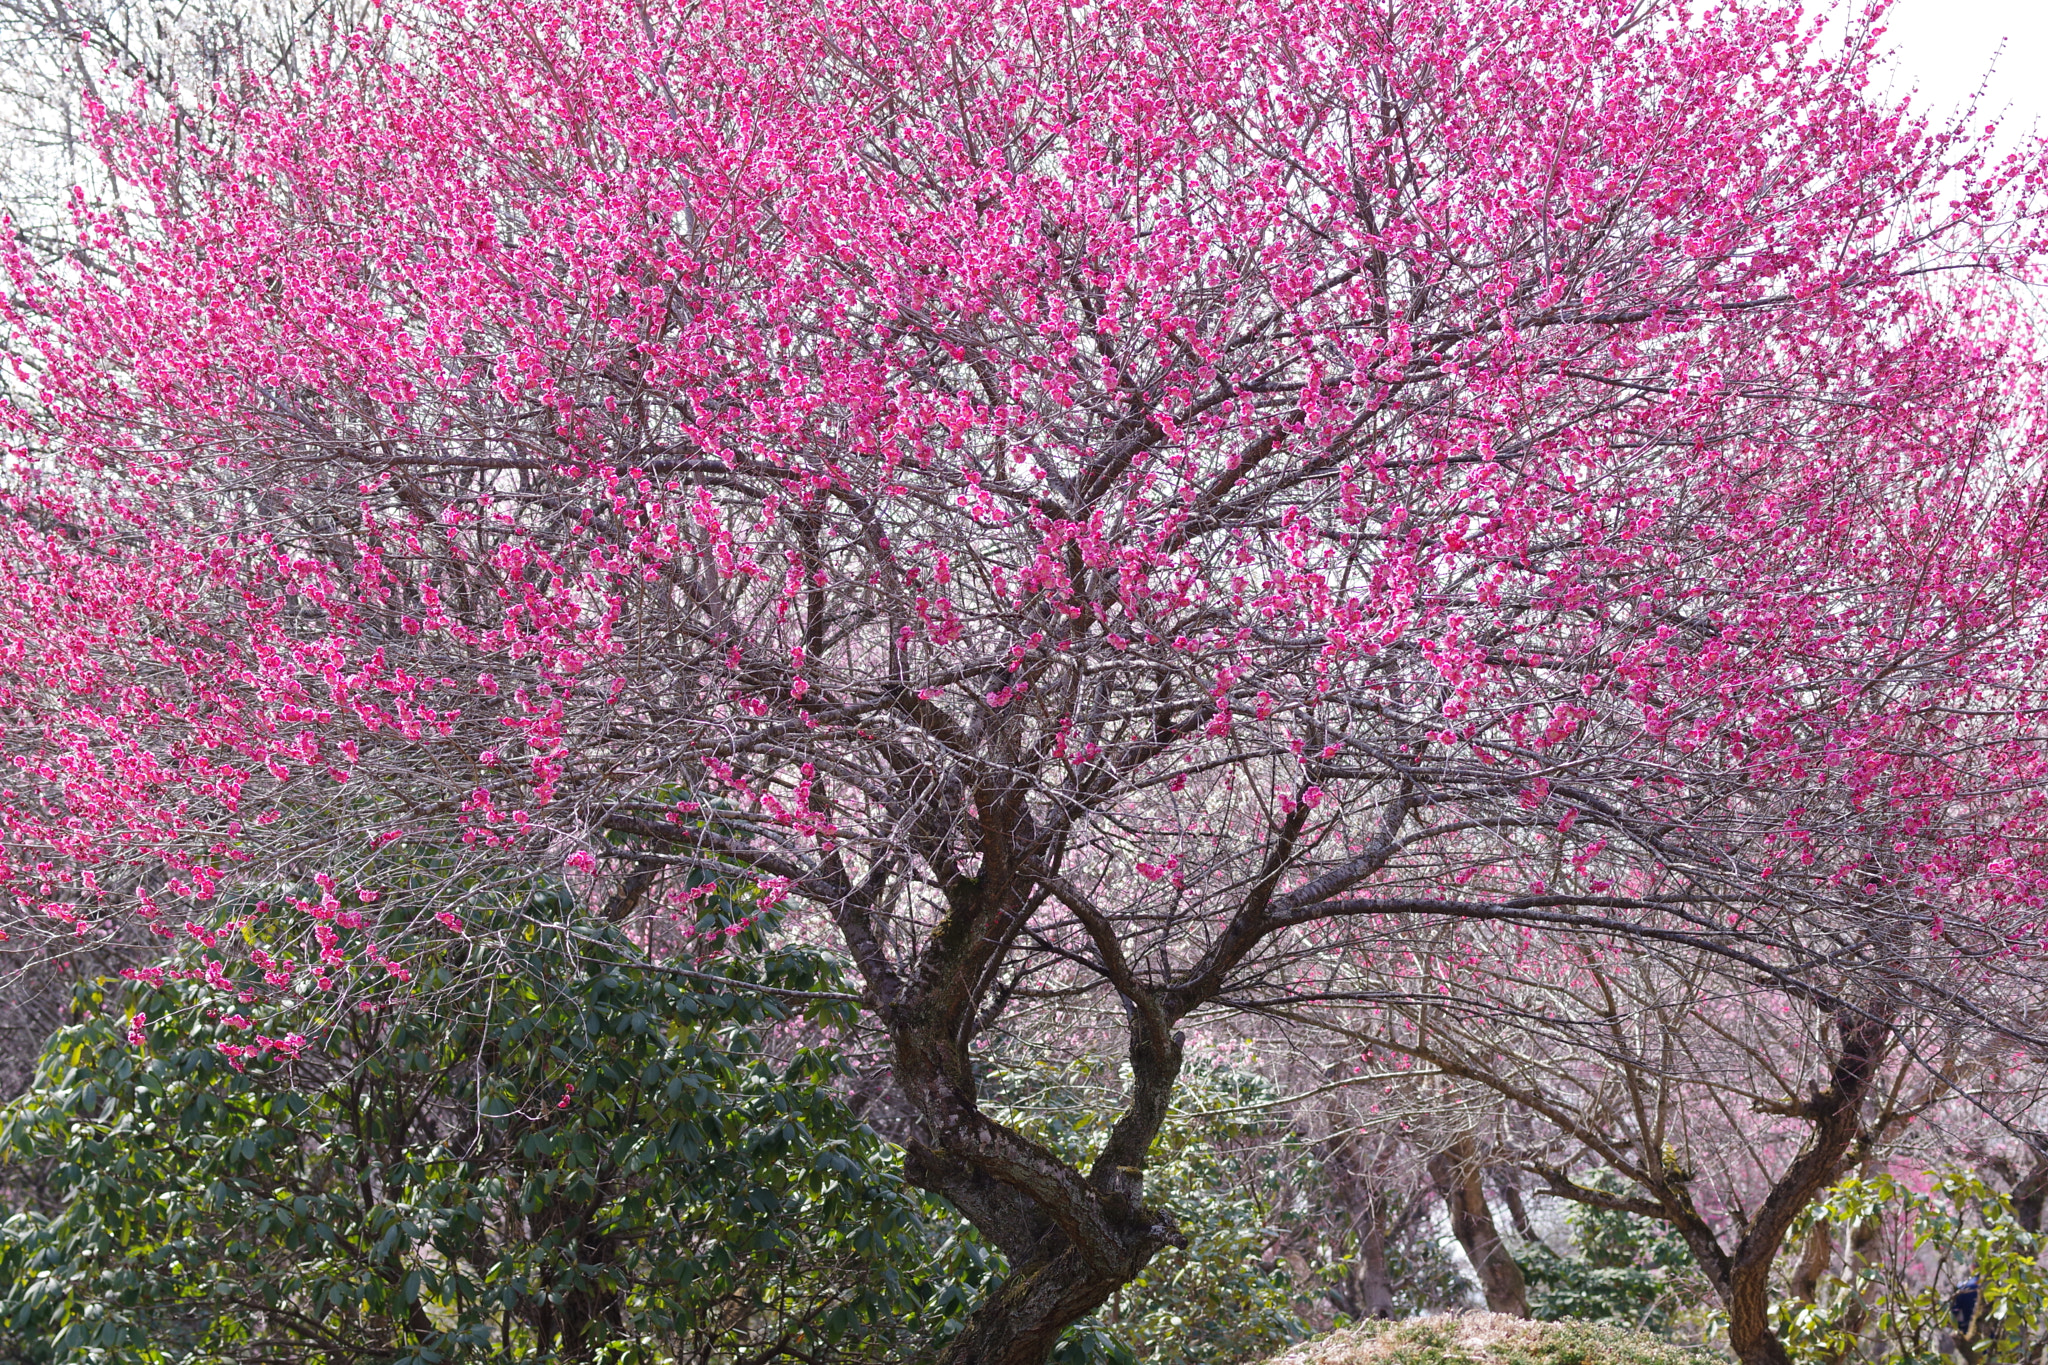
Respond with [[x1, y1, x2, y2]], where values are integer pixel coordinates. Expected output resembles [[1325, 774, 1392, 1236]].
[[3, 0, 2047, 1360]]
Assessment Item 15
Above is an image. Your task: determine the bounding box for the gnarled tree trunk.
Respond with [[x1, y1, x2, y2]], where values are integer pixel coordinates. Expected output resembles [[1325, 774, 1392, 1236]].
[[831, 846, 1196, 1365], [894, 1023, 1190, 1365], [1612, 1003, 1895, 1365]]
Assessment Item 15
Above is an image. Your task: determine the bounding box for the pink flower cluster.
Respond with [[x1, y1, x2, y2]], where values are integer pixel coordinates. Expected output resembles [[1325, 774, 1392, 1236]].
[[0, 0, 2040, 1023]]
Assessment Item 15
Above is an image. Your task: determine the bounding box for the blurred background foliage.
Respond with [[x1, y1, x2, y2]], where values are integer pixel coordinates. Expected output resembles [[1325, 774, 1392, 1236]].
[[1523, 1174, 1705, 1334]]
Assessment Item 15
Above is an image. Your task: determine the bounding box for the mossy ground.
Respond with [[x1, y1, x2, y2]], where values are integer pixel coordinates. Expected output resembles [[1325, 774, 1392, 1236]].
[[1266, 1313, 1721, 1365]]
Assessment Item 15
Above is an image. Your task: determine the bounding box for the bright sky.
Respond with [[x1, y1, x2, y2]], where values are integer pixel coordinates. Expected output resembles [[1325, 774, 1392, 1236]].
[[1875, 0, 2048, 139]]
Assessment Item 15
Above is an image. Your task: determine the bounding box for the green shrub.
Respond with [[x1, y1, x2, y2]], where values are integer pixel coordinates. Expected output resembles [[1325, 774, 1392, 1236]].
[[0, 886, 987, 1364], [1522, 1181, 1703, 1334], [1775, 1170, 2048, 1365]]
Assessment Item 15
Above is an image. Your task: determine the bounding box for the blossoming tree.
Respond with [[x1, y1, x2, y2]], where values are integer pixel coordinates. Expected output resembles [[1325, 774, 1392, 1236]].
[[3, 0, 2047, 1359]]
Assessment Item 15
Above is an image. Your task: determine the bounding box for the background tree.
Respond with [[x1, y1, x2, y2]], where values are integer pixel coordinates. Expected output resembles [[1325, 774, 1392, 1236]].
[[1240, 917, 2048, 1365], [1, 0, 2047, 1361]]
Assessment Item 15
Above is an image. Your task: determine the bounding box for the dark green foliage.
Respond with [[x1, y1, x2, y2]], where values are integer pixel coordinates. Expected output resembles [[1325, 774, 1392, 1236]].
[[0, 886, 988, 1363], [1522, 1185, 1700, 1334]]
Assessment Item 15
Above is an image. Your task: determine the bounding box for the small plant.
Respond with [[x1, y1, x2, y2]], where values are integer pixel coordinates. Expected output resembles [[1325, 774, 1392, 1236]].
[[1266, 1311, 1717, 1365]]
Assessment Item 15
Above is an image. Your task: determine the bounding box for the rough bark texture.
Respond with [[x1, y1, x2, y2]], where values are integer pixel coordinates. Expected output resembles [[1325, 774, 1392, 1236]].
[[1788, 1220, 1832, 1304], [822, 844, 1195, 1365], [1429, 1135, 1529, 1317], [2014, 1154, 2048, 1235]]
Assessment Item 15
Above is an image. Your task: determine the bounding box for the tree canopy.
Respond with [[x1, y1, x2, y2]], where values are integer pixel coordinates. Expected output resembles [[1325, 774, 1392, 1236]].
[[1, 0, 2046, 1360]]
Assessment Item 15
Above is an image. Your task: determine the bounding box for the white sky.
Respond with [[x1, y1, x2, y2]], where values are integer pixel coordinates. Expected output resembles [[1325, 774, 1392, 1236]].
[[1874, 0, 2048, 139]]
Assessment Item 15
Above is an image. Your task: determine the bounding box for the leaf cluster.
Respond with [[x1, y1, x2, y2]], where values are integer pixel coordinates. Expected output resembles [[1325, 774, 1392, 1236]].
[[1774, 1171, 2048, 1365]]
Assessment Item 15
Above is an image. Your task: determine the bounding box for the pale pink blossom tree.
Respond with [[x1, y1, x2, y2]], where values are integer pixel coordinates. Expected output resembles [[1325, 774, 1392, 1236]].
[[3, 0, 2048, 1359]]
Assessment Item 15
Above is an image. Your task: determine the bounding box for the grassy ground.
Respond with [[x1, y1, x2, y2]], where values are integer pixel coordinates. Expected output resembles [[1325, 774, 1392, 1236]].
[[1266, 1313, 1720, 1365]]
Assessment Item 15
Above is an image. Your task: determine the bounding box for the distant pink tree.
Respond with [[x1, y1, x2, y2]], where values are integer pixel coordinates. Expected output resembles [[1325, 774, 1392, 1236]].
[[4, 0, 2048, 1359]]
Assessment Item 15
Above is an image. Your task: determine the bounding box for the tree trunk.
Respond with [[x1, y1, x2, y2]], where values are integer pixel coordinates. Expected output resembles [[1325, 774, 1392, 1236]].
[[1356, 1201, 1397, 1319], [1725, 1275, 1800, 1365], [878, 883, 1191, 1365], [1497, 1175, 1553, 1254], [1788, 1220, 1832, 1304], [1715, 1006, 1893, 1365], [904, 1089, 1186, 1365], [1314, 1125, 1398, 1320], [1429, 1135, 1528, 1317], [1528, 1001, 1894, 1365], [931, 1246, 1137, 1365], [2014, 1153, 2048, 1235], [1835, 1213, 1883, 1349]]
